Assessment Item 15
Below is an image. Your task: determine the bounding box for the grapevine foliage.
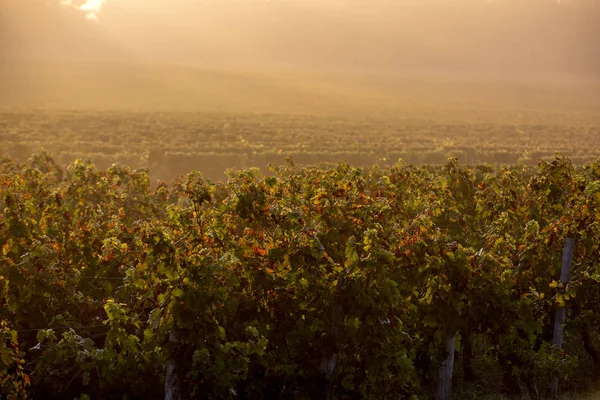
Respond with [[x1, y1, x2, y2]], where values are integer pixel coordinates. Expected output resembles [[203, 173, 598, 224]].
[[1, 154, 600, 399]]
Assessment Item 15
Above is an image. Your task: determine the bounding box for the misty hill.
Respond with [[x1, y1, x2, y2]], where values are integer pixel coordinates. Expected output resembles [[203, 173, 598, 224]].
[[104, 0, 600, 78], [1, 0, 598, 116], [2, 0, 600, 78], [1, 61, 599, 125], [2, 0, 599, 78]]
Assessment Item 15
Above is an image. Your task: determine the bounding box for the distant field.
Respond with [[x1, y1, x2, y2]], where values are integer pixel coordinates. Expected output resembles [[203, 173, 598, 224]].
[[1, 63, 599, 180]]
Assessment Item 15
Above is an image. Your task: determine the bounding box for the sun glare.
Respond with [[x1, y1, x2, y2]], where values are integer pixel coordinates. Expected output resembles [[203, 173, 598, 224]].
[[61, 0, 110, 20], [80, 0, 108, 12]]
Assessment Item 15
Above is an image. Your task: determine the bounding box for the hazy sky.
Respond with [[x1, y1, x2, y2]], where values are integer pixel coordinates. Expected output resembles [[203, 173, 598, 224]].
[[3, 0, 600, 79]]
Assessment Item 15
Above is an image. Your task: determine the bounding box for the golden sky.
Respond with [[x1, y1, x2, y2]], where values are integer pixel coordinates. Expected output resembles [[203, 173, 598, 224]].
[[3, 0, 598, 80], [57, 0, 600, 22]]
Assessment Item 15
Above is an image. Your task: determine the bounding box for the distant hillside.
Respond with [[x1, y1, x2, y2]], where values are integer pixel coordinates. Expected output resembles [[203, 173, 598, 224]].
[[2, 0, 599, 78], [99, 0, 600, 79], [0, 0, 598, 114], [1, 61, 598, 125]]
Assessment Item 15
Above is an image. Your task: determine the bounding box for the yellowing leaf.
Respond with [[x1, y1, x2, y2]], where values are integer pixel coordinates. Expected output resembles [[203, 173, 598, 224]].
[[143, 329, 154, 343], [136, 263, 148, 272]]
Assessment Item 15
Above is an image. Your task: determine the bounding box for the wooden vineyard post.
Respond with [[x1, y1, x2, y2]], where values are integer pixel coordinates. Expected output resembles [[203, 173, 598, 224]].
[[550, 237, 575, 400], [318, 277, 346, 400], [165, 330, 184, 400], [437, 331, 456, 400], [320, 351, 338, 400]]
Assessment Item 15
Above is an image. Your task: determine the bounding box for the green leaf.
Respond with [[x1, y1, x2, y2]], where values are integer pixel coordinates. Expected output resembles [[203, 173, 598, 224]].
[[164, 267, 178, 281], [9, 220, 27, 237], [104, 301, 121, 321], [345, 235, 359, 267], [245, 326, 259, 338], [215, 355, 225, 373], [375, 249, 395, 265], [143, 329, 154, 343], [82, 371, 91, 386], [309, 236, 325, 259], [584, 180, 600, 196], [148, 309, 162, 330], [423, 314, 439, 328], [36, 329, 56, 343], [268, 248, 285, 262]]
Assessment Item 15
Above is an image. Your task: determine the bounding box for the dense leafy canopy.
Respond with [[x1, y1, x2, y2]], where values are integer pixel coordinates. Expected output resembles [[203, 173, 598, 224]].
[[1, 153, 600, 399]]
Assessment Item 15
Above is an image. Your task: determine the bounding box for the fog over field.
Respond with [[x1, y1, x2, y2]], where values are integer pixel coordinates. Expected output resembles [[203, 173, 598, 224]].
[[1, 0, 599, 112], [2, 0, 599, 179]]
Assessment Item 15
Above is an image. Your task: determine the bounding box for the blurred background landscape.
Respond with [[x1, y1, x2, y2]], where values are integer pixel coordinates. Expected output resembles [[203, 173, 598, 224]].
[[1, 0, 599, 179]]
